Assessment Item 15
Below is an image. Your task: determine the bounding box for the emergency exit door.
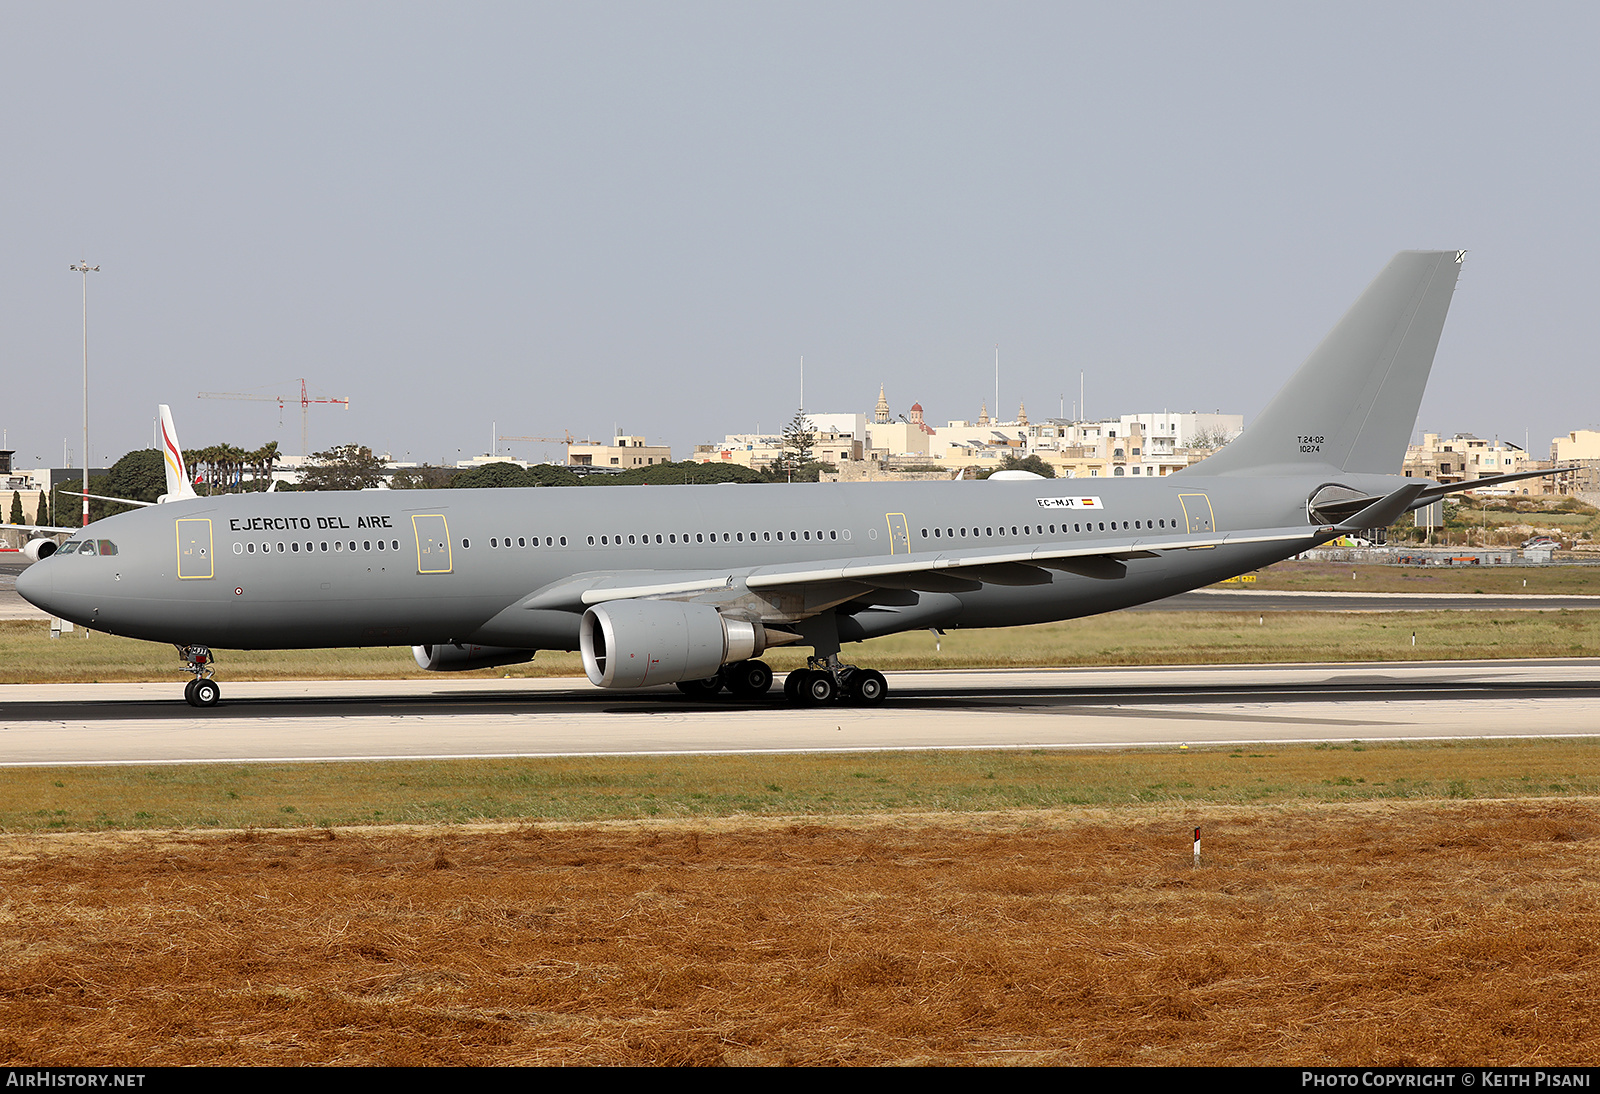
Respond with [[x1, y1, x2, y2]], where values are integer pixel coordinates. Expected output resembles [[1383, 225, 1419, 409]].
[[412, 514, 453, 573], [885, 513, 910, 554], [1178, 493, 1215, 534], [175, 519, 213, 579]]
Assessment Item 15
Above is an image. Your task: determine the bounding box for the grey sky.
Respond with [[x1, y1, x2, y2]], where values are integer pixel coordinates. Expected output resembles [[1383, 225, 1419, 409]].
[[4, 2, 1597, 469]]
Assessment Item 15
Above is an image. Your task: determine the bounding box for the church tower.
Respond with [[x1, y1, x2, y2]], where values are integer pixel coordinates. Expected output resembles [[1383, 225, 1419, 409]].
[[874, 385, 891, 424], [978, 401, 990, 426], [1018, 401, 1028, 426]]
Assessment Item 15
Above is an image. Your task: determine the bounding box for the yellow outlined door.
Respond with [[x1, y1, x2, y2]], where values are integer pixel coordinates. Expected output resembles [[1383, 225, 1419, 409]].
[[176, 519, 214, 579], [885, 513, 910, 554], [1178, 493, 1215, 534], [412, 514, 453, 573]]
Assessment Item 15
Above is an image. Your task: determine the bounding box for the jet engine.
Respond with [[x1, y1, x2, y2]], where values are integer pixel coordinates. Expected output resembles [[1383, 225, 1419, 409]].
[[580, 599, 779, 689], [411, 643, 536, 672], [22, 538, 58, 562]]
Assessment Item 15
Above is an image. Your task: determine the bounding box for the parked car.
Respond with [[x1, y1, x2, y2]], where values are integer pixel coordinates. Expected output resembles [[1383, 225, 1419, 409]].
[[1522, 536, 1558, 549]]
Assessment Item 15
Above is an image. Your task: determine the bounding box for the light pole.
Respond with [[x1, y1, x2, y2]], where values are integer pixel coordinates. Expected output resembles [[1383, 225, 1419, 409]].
[[70, 260, 100, 528]]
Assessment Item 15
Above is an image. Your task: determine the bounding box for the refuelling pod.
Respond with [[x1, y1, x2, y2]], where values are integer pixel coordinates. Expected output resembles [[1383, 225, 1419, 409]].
[[580, 599, 774, 689], [22, 538, 58, 562], [412, 643, 536, 672]]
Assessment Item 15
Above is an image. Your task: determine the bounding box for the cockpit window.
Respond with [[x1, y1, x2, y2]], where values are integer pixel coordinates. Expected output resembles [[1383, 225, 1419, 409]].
[[55, 542, 79, 555], [98, 540, 118, 555], [78, 541, 98, 556]]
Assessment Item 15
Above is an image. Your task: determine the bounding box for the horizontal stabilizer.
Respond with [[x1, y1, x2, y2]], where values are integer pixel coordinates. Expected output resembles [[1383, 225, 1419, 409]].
[[1337, 482, 1428, 531], [1307, 466, 1576, 525]]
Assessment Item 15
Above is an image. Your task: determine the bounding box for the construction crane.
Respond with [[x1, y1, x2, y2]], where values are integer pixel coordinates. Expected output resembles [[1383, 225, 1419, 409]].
[[198, 379, 350, 458], [497, 431, 581, 462]]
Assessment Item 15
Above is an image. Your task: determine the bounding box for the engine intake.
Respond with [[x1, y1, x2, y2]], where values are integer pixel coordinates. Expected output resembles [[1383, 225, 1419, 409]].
[[580, 600, 775, 689], [23, 538, 58, 562]]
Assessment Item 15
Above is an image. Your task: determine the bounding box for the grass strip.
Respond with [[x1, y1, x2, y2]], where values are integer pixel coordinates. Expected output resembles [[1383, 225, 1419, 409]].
[[4, 737, 1597, 832]]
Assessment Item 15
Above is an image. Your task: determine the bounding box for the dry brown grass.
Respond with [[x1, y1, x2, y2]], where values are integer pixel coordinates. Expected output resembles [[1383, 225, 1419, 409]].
[[1, 800, 1595, 1065]]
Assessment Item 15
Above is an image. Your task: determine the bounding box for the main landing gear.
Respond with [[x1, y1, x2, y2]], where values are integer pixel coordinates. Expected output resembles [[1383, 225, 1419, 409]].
[[672, 658, 888, 705], [782, 659, 888, 707], [177, 644, 221, 708], [676, 659, 775, 699]]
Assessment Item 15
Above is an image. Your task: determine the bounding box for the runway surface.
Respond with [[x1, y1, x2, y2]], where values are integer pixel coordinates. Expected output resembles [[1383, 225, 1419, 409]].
[[2, 660, 1597, 766]]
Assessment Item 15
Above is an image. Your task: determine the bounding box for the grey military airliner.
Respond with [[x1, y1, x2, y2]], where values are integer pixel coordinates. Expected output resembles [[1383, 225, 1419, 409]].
[[18, 250, 1551, 707]]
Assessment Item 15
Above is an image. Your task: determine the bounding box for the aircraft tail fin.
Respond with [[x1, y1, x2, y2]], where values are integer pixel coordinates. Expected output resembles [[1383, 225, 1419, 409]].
[[158, 404, 199, 502], [1189, 250, 1465, 477]]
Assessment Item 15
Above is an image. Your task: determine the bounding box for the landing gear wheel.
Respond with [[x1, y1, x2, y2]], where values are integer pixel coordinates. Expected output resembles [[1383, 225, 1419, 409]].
[[675, 674, 723, 698], [183, 679, 199, 706], [799, 670, 839, 705], [783, 670, 810, 703], [847, 669, 888, 706], [725, 660, 773, 698], [191, 679, 221, 708]]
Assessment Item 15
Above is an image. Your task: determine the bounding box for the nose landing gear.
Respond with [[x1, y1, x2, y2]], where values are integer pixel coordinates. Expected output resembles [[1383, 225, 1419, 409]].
[[177, 645, 221, 708]]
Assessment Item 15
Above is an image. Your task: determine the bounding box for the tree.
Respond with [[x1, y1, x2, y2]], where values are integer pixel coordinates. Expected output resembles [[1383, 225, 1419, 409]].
[[447, 461, 580, 489], [982, 453, 1057, 479], [91, 449, 166, 520], [582, 460, 765, 486], [9, 491, 22, 525], [1188, 426, 1235, 452], [389, 464, 458, 490], [299, 445, 389, 491], [778, 409, 816, 480], [34, 489, 49, 527]]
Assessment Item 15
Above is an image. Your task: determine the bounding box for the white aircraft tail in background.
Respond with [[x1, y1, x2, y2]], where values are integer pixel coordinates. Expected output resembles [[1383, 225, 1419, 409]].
[[159, 404, 200, 503]]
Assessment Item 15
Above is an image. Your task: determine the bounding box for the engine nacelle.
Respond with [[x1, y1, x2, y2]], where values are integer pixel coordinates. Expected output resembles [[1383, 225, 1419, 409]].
[[22, 538, 58, 562], [411, 643, 536, 672], [580, 600, 771, 689]]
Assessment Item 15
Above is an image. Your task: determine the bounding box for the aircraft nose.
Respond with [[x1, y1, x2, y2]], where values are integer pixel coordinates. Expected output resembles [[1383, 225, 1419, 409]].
[[15, 561, 54, 613]]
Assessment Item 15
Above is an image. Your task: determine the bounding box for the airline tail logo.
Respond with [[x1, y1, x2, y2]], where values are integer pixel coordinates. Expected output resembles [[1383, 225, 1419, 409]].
[[159, 405, 199, 502]]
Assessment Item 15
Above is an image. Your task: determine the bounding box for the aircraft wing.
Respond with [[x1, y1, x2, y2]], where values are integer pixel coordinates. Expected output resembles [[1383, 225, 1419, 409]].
[[503, 523, 1326, 624], [1, 522, 80, 535]]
